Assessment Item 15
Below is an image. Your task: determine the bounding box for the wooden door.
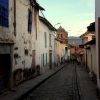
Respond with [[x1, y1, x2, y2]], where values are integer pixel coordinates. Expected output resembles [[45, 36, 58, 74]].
[[0, 54, 10, 91], [49, 50, 52, 69]]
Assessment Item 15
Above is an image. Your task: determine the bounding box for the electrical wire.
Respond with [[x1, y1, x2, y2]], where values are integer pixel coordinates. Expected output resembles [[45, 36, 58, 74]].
[[40, 10, 45, 18], [19, 0, 30, 6], [19, 0, 46, 19], [36, 0, 46, 18]]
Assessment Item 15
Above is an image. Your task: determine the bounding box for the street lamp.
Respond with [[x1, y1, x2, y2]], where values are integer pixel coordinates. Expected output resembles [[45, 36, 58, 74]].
[[53, 22, 61, 69], [54, 23, 61, 35], [54, 23, 61, 27]]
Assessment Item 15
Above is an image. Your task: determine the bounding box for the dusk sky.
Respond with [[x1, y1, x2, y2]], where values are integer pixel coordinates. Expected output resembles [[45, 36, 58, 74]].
[[37, 0, 95, 37]]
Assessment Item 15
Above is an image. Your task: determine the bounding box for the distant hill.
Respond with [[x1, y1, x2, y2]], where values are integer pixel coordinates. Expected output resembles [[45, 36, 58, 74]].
[[68, 36, 82, 45]]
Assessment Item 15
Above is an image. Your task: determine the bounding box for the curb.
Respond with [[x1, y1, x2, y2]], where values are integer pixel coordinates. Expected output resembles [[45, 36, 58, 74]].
[[17, 63, 67, 100]]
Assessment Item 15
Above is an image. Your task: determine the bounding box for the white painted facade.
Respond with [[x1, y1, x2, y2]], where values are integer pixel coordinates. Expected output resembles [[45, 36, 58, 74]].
[[87, 49, 92, 71], [56, 40, 62, 64], [91, 45, 96, 74], [39, 18, 54, 73], [0, 0, 55, 90], [95, 0, 100, 88], [83, 33, 95, 44], [14, 0, 33, 70], [80, 31, 96, 76], [0, 0, 16, 89], [56, 40, 68, 65]]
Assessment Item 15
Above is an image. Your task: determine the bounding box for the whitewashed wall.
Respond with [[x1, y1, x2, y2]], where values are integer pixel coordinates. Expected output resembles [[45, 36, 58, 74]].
[[83, 37, 88, 44], [39, 20, 54, 73], [56, 41, 61, 62], [91, 45, 96, 74], [13, 0, 35, 71], [0, 0, 40, 86], [86, 46, 96, 74]]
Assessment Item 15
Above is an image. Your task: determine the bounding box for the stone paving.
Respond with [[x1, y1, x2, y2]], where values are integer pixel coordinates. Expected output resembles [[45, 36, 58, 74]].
[[0, 64, 66, 100], [76, 64, 99, 100], [23, 63, 80, 100], [0, 62, 99, 100]]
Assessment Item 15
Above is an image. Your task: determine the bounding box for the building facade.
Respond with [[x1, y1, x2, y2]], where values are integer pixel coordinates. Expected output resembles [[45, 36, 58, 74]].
[[39, 16, 55, 73], [0, 0, 55, 91], [56, 26, 68, 65]]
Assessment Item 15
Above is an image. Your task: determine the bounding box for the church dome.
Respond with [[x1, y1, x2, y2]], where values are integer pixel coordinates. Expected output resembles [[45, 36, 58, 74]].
[[57, 26, 68, 35]]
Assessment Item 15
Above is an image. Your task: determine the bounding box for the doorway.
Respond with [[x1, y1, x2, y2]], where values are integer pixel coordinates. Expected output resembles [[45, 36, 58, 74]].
[[0, 54, 10, 91], [49, 50, 52, 69]]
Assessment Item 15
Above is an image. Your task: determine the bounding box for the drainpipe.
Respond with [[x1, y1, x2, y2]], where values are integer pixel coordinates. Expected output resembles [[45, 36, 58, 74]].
[[9, 0, 16, 90], [9, 45, 14, 90], [14, 0, 16, 36]]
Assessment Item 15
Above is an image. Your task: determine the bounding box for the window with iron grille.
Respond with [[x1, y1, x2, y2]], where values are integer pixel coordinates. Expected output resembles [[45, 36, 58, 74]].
[[49, 34, 51, 47], [41, 54, 44, 67], [0, 0, 9, 27], [28, 9, 32, 33], [44, 32, 47, 48]]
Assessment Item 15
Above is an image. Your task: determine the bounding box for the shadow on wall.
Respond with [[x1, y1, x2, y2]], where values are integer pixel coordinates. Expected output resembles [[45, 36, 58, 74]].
[[13, 65, 40, 86]]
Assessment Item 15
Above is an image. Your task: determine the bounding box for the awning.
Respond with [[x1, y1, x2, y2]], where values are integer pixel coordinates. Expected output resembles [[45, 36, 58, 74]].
[[39, 16, 55, 31]]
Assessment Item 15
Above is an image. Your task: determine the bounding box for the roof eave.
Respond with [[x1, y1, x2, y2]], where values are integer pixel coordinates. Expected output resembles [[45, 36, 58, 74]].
[[31, 0, 45, 10], [84, 39, 95, 45], [39, 16, 55, 31]]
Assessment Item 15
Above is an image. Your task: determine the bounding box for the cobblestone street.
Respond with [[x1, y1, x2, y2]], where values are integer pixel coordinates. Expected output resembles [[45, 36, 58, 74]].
[[23, 63, 80, 100], [0, 62, 98, 100]]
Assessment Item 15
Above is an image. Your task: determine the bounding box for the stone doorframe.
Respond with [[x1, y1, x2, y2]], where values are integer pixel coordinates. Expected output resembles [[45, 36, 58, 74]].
[[0, 43, 14, 90]]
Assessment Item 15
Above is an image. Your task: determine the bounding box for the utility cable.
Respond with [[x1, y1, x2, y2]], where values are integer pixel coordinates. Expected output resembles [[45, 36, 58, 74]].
[[19, 0, 30, 6]]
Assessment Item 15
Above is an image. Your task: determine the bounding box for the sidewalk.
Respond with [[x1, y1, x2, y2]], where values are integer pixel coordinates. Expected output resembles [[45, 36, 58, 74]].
[[0, 64, 66, 100], [0, 63, 99, 100], [76, 64, 99, 100]]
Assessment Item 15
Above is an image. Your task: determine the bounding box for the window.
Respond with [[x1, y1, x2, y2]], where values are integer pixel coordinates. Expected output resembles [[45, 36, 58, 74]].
[[46, 53, 47, 64], [92, 36, 95, 39], [65, 47, 68, 54], [0, 0, 9, 27], [44, 32, 47, 48], [41, 54, 44, 67], [61, 34, 62, 38], [28, 9, 32, 32], [49, 34, 51, 47]]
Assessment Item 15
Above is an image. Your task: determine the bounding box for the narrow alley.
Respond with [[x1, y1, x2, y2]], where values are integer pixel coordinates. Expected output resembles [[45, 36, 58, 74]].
[[21, 62, 98, 100], [0, 0, 99, 100]]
